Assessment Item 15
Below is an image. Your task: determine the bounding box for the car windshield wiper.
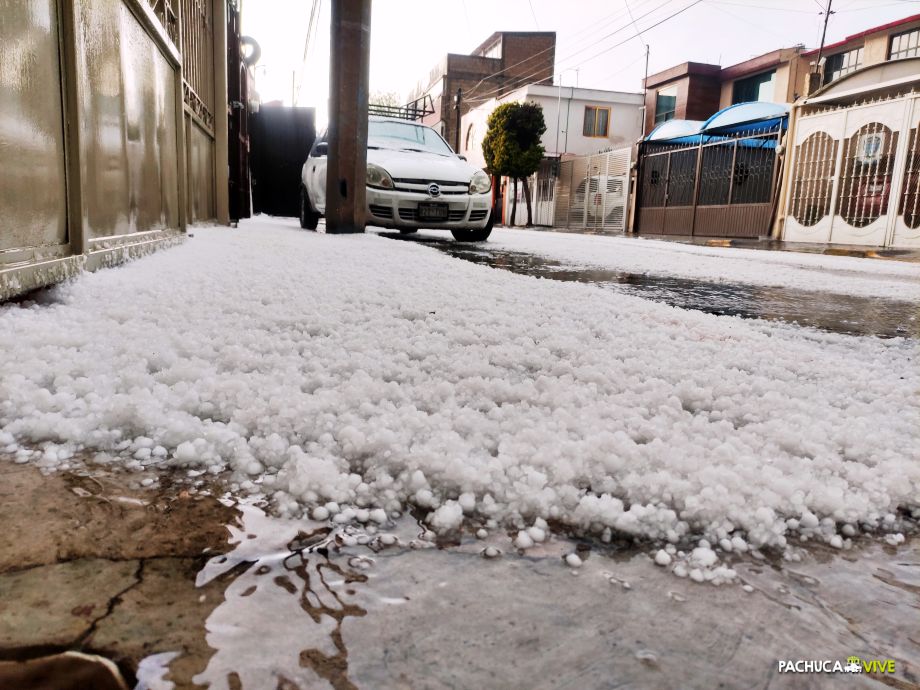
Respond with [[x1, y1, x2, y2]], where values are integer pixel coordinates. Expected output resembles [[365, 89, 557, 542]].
[[400, 147, 449, 156]]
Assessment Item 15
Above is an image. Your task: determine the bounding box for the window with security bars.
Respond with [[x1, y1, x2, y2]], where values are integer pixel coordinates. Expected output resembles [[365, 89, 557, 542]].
[[583, 106, 610, 137], [836, 122, 898, 228], [890, 28, 920, 60], [790, 131, 838, 227], [823, 47, 863, 85]]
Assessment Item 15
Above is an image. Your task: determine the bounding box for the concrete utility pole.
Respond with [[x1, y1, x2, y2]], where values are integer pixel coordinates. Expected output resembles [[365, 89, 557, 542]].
[[325, 0, 371, 233], [808, 0, 834, 95]]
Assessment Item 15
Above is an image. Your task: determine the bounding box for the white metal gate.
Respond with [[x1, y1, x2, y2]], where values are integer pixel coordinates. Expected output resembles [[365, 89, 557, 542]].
[[553, 148, 631, 232], [784, 93, 920, 248]]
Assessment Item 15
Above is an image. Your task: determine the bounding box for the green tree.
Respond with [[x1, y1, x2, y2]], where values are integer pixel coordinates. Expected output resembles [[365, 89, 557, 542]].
[[481, 101, 546, 227]]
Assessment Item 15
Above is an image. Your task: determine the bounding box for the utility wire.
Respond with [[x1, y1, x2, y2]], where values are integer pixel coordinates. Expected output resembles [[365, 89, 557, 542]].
[[465, 0, 676, 103], [466, 0, 701, 106], [461, 0, 661, 100]]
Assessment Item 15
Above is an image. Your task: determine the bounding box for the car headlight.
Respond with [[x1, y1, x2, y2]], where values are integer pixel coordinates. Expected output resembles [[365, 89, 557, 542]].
[[469, 170, 491, 194], [367, 163, 394, 190]]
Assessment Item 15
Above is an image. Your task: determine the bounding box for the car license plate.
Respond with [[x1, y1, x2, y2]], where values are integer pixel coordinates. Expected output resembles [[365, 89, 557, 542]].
[[417, 202, 449, 221]]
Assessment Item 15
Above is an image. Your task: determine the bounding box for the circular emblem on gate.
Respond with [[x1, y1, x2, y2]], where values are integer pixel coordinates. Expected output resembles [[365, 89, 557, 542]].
[[427, 182, 441, 197]]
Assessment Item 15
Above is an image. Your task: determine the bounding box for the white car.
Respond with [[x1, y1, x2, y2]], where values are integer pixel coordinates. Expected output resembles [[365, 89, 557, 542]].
[[300, 116, 494, 241]]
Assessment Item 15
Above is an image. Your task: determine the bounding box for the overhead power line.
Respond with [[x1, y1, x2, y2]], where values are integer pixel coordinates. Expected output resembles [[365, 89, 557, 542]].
[[465, 0, 678, 104], [466, 0, 702, 107], [461, 0, 662, 100]]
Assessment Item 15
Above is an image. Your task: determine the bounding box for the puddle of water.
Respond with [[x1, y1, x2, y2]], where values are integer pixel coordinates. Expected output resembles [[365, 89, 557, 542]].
[[188, 503, 920, 690], [382, 234, 919, 338]]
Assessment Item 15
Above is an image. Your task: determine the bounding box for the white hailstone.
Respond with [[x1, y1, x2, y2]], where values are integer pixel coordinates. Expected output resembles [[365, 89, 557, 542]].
[[514, 532, 534, 550], [482, 546, 501, 559], [689, 569, 705, 583], [742, 585, 755, 593], [458, 492, 476, 512], [731, 536, 748, 552], [312, 506, 330, 521], [476, 529, 488, 539], [841, 524, 856, 537], [140, 477, 155, 487], [885, 533, 905, 546], [526, 526, 546, 543], [565, 553, 583, 568], [369, 508, 388, 524], [690, 546, 717, 568], [654, 550, 672, 567], [355, 509, 370, 523], [534, 517, 548, 531], [719, 538, 733, 552], [829, 535, 844, 549], [673, 565, 688, 578], [379, 534, 397, 546]]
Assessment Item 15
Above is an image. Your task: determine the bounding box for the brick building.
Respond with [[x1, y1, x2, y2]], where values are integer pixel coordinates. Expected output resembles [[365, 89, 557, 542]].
[[407, 31, 556, 151], [642, 47, 808, 134]]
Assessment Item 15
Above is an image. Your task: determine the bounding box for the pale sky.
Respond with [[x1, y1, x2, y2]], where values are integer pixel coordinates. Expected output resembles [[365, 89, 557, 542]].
[[243, 0, 920, 127]]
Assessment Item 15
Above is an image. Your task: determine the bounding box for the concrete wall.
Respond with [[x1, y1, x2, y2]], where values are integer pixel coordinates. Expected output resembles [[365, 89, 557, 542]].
[[461, 86, 644, 169]]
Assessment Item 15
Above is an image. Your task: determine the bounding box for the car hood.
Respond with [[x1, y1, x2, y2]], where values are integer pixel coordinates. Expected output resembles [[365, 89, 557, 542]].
[[368, 146, 479, 183]]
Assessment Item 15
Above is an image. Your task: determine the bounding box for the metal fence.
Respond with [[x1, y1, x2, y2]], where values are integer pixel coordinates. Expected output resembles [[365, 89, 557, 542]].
[[550, 148, 632, 232], [636, 126, 783, 238]]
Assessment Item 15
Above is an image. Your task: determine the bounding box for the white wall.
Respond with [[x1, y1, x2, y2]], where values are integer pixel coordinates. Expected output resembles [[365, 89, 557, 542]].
[[461, 85, 644, 169]]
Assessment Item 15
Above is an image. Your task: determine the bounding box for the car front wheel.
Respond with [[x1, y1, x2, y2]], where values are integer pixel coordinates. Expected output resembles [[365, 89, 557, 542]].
[[450, 209, 493, 242], [300, 187, 320, 230]]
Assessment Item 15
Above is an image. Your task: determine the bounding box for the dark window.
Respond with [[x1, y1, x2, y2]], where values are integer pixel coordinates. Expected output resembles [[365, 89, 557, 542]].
[[890, 28, 920, 60], [654, 86, 677, 124], [731, 70, 776, 104], [823, 47, 863, 85], [582, 106, 610, 137]]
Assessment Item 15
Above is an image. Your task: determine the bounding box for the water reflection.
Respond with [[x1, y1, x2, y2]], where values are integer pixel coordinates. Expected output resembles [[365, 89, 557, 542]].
[[381, 233, 919, 338]]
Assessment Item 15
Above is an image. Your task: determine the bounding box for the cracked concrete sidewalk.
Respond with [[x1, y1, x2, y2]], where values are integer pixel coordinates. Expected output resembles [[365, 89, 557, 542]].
[[0, 462, 238, 688]]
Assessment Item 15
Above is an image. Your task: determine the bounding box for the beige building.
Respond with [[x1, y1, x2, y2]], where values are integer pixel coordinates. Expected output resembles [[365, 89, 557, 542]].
[[803, 13, 920, 90], [0, 0, 232, 301]]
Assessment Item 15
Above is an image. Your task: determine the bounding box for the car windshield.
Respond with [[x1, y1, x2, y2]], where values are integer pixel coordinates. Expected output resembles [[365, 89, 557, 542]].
[[368, 120, 453, 155]]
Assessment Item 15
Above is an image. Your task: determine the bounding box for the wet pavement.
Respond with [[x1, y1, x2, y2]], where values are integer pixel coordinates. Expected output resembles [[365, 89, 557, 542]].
[[379, 233, 920, 339], [2, 460, 918, 689]]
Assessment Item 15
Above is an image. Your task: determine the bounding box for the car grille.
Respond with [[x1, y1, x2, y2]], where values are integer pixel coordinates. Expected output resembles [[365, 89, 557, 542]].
[[469, 209, 489, 222], [392, 178, 470, 195], [369, 204, 392, 219]]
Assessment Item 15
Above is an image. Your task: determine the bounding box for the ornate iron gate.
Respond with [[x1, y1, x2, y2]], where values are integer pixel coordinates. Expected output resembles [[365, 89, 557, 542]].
[[784, 93, 920, 248]]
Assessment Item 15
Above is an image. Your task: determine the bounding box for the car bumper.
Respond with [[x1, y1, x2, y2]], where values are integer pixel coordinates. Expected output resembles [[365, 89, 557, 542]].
[[365, 188, 492, 229]]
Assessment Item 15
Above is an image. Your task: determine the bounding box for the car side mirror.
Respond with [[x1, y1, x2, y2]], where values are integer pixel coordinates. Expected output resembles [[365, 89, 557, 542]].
[[314, 142, 328, 157], [458, 155, 467, 161]]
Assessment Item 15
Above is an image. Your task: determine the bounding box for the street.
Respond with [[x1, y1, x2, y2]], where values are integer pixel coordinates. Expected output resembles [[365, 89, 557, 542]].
[[0, 218, 918, 688]]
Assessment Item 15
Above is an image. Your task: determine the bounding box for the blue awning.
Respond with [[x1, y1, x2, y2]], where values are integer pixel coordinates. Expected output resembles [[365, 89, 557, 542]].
[[644, 102, 789, 144]]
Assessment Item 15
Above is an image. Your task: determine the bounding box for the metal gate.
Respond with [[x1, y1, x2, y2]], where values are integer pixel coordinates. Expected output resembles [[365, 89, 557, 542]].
[[552, 148, 631, 232], [636, 127, 782, 238], [784, 93, 920, 248]]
